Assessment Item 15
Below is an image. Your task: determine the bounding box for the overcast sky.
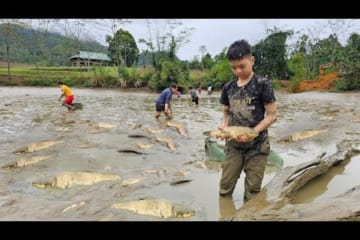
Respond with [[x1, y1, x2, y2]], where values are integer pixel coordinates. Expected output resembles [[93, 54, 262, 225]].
[[34, 19, 360, 61]]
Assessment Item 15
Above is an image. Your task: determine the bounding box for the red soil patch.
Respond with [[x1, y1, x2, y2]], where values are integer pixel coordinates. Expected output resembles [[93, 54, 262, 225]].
[[294, 72, 341, 93]]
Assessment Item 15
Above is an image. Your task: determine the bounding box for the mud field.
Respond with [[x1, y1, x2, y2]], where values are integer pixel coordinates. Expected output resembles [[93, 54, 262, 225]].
[[0, 87, 359, 221]]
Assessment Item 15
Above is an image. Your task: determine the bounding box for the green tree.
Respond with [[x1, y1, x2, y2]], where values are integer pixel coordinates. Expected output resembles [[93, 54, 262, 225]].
[[210, 58, 234, 88], [287, 53, 307, 92], [138, 20, 194, 91], [336, 33, 360, 90], [108, 29, 139, 67], [292, 34, 309, 56], [189, 56, 202, 70], [252, 28, 293, 80], [213, 47, 227, 63], [202, 53, 214, 70], [312, 34, 342, 67]]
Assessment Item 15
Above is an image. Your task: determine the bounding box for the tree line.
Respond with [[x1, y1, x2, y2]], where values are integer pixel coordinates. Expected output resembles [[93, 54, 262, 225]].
[[0, 19, 359, 92]]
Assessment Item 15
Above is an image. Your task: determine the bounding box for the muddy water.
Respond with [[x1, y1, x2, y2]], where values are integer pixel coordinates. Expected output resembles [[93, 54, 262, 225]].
[[0, 87, 359, 221]]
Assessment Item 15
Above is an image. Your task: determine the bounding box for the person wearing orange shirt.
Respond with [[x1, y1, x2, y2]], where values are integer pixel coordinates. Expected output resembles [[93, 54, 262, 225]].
[[58, 81, 75, 111]]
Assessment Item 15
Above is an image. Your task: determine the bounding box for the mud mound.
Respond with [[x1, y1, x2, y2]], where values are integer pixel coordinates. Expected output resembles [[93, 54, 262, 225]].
[[295, 72, 340, 93]]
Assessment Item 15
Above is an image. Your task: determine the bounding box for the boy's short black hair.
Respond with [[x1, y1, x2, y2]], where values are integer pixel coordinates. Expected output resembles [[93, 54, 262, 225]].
[[227, 39, 251, 61], [58, 81, 64, 85], [171, 84, 177, 89]]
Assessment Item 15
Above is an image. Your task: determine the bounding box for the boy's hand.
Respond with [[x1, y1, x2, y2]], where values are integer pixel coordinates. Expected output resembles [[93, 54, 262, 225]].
[[165, 110, 172, 120], [215, 124, 228, 140]]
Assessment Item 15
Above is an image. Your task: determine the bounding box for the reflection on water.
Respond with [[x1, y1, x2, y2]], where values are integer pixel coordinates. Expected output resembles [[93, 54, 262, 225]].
[[293, 158, 347, 204], [293, 154, 360, 204], [0, 87, 360, 220]]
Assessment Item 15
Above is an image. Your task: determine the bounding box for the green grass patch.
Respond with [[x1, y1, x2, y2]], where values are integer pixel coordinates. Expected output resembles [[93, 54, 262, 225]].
[[0, 66, 121, 87]]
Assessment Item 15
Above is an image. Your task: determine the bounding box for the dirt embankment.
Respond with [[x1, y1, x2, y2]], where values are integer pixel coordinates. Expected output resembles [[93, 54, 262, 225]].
[[294, 72, 341, 93]]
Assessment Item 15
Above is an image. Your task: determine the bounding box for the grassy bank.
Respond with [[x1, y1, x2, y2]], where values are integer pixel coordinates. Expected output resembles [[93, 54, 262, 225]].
[[0, 66, 132, 88], [0, 64, 289, 92], [0, 65, 214, 91]]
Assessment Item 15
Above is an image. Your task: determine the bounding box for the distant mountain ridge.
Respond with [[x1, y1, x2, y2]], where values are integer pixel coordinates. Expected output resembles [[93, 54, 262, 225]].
[[0, 23, 107, 66]]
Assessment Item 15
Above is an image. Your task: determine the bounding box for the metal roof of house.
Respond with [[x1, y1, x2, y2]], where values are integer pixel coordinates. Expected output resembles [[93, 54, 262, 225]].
[[69, 51, 111, 61]]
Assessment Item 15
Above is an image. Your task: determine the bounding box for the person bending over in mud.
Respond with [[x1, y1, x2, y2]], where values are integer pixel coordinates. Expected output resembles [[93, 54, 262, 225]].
[[58, 81, 75, 111], [155, 84, 178, 120], [216, 39, 277, 203]]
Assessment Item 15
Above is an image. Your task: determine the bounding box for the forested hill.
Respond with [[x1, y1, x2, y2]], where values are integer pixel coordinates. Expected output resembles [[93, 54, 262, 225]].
[[0, 23, 107, 66]]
